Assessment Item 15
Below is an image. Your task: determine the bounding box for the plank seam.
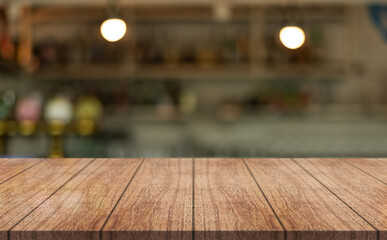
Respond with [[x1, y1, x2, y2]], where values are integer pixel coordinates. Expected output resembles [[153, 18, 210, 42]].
[[7, 158, 97, 240], [242, 158, 287, 240], [99, 158, 145, 239], [0, 158, 46, 186], [192, 158, 195, 240], [291, 158, 380, 240], [340, 158, 387, 185]]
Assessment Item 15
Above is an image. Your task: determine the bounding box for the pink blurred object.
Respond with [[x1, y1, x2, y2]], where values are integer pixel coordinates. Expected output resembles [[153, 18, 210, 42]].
[[16, 92, 43, 122]]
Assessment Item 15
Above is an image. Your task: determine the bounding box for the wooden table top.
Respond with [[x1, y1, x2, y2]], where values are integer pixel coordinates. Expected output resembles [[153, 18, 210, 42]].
[[0, 158, 386, 240]]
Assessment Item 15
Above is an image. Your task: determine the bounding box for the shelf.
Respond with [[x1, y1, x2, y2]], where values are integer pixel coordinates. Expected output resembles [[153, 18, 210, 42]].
[[135, 64, 252, 80], [32, 63, 135, 81], [31, 63, 253, 81], [30, 62, 346, 82], [262, 62, 346, 78]]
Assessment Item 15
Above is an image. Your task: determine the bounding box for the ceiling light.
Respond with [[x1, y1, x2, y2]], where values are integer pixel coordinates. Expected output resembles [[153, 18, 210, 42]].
[[100, 18, 127, 42], [279, 26, 305, 50]]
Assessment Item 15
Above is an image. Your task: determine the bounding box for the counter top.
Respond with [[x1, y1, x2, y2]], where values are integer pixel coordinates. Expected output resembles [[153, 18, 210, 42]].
[[0, 158, 386, 240]]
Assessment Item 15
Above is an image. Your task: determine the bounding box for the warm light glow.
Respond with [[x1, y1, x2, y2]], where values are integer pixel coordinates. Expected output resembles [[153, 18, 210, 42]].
[[279, 26, 305, 49], [100, 18, 127, 42], [214, 2, 231, 22]]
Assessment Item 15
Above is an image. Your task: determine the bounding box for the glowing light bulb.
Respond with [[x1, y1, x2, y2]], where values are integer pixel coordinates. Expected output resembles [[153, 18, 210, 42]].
[[100, 18, 127, 42], [44, 96, 73, 124], [279, 26, 305, 49]]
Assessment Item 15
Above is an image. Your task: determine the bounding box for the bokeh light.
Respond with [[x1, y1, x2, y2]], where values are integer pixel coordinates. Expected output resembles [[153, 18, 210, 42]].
[[100, 18, 127, 42], [279, 26, 305, 49]]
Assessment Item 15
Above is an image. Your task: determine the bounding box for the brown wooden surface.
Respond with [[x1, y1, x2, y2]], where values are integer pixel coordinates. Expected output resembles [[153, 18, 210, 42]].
[[10, 158, 142, 240], [0, 158, 93, 240], [0, 158, 386, 240], [102, 158, 193, 240], [294, 158, 387, 240], [245, 158, 376, 240], [194, 158, 283, 240], [0, 158, 43, 184], [342, 158, 387, 184]]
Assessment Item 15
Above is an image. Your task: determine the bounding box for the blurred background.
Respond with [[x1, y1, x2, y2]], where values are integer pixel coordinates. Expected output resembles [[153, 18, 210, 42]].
[[0, 0, 387, 158]]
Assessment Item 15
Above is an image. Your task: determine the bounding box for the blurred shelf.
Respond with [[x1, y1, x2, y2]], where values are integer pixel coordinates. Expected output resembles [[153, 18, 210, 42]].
[[102, 103, 387, 124], [31, 63, 252, 81], [32, 63, 136, 81], [30, 62, 346, 82], [135, 64, 252, 80], [262, 62, 346, 78]]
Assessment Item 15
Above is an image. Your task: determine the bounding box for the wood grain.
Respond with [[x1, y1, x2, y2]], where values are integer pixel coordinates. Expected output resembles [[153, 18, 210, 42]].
[[0, 158, 43, 184], [0, 158, 385, 240], [10, 158, 143, 240], [194, 158, 284, 240], [102, 158, 193, 240], [342, 158, 387, 184], [0, 158, 93, 240], [245, 158, 376, 240], [294, 158, 387, 240]]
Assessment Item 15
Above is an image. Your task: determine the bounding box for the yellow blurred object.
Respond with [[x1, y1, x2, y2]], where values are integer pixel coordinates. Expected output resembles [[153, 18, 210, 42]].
[[75, 96, 102, 135], [77, 119, 96, 136], [49, 136, 64, 158], [75, 96, 103, 120], [18, 120, 37, 136], [47, 121, 66, 158], [47, 121, 67, 136]]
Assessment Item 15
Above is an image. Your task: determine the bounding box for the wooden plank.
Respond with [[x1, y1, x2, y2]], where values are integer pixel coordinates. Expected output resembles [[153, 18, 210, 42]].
[[10, 158, 143, 240], [294, 158, 387, 240], [194, 158, 284, 240], [0, 158, 93, 240], [342, 158, 387, 184], [0, 158, 43, 184], [102, 158, 192, 240], [245, 158, 376, 240]]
